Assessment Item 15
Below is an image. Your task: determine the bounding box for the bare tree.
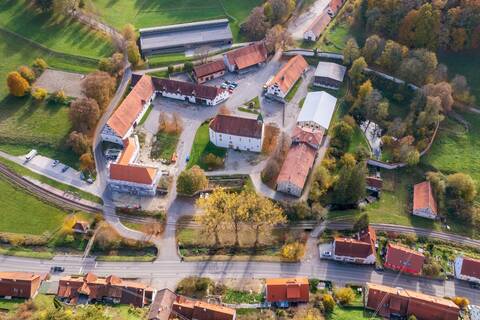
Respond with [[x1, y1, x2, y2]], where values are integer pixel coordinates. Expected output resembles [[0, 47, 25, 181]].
[[194, 46, 211, 64]]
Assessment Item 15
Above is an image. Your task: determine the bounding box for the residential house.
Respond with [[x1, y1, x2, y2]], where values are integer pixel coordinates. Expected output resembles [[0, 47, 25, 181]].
[[224, 42, 268, 73], [101, 74, 156, 145], [209, 114, 264, 152], [57, 273, 156, 307], [313, 61, 346, 90], [468, 305, 480, 320], [276, 136, 318, 197], [332, 226, 377, 264], [413, 181, 438, 220], [172, 297, 236, 320], [193, 59, 226, 83], [139, 19, 232, 55], [0, 272, 43, 299], [384, 243, 425, 275], [147, 288, 177, 320], [266, 55, 309, 101], [297, 91, 337, 131], [152, 77, 229, 105], [108, 136, 161, 196], [365, 283, 460, 320], [303, 9, 331, 41], [72, 221, 90, 234], [454, 256, 480, 284], [265, 278, 309, 306]]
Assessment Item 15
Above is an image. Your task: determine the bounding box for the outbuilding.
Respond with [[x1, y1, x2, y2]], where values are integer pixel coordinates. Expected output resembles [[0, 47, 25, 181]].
[[193, 60, 226, 83], [313, 61, 346, 89], [266, 55, 309, 101], [297, 91, 337, 131]]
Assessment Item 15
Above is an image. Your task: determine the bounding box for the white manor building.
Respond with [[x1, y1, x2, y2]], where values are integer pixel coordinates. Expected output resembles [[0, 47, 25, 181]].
[[209, 114, 264, 152]]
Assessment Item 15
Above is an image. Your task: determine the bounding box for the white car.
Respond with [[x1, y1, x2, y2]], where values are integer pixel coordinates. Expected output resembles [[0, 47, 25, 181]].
[[322, 251, 332, 257]]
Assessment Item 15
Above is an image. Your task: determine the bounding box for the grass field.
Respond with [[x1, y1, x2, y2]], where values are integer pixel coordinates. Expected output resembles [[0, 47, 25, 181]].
[[328, 307, 380, 320], [423, 112, 480, 187], [0, 178, 67, 235], [90, 0, 260, 42], [187, 122, 226, 170], [0, 1, 114, 59]]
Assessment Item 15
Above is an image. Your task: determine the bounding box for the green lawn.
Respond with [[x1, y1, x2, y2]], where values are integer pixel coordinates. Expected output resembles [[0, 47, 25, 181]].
[[138, 104, 153, 126], [146, 52, 192, 68], [348, 124, 370, 154], [0, 0, 114, 59], [0, 298, 25, 311], [318, 22, 351, 53], [187, 122, 226, 170], [90, 0, 261, 42], [151, 131, 180, 161], [0, 178, 67, 235], [328, 307, 380, 320], [222, 289, 263, 304], [423, 112, 480, 187]]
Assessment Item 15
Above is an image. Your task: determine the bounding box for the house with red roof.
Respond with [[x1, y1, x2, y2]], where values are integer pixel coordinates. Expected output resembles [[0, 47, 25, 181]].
[[209, 113, 264, 152], [223, 42, 268, 73], [265, 278, 309, 306], [384, 243, 425, 275], [304, 9, 332, 42], [333, 226, 377, 264], [172, 297, 236, 320], [0, 272, 44, 299], [266, 55, 309, 101], [193, 59, 226, 83], [455, 256, 480, 284], [413, 181, 438, 219]]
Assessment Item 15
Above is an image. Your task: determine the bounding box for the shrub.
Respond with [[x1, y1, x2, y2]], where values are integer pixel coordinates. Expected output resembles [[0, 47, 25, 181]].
[[32, 58, 48, 71], [32, 87, 48, 101], [281, 242, 306, 261], [7, 71, 30, 97], [48, 90, 68, 104], [322, 294, 336, 313], [176, 166, 208, 196], [176, 276, 213, 298], [167, 65, 174, 75], [452, 296, 469, 309], [334, 287, 356, 305], [202, 153, 223, 170]]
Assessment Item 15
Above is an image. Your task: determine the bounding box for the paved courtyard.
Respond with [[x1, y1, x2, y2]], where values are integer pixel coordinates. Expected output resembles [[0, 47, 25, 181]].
[[33, 69, 86, 98]]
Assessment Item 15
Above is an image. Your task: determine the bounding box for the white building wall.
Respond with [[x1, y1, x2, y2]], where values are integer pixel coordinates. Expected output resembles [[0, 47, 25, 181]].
[[297, 120, 326, 132], [276, 180, 302, 197], [223, 54, 235, 72], [209, 128, 262, 152], [266, 83, 287, 99], [412, 207, 436, 220]]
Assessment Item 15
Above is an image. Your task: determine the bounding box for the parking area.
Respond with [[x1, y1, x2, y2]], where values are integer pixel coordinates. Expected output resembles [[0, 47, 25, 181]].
[[318, 242, 334, 259]]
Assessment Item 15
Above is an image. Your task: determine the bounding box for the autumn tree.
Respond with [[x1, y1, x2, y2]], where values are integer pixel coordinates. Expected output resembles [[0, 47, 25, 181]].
[[293, 308, 323, 320], [177, 165, 208, 196], [196, 188, 229, 245], [450, 28, 467, 51], [268, 0, 295, 24], [451, 75, 475, 105], [343, 38, 360, 65], [67, 131, 91, 155], [32, 58, 48, 72], [452, 297, 470, 309], [377, 40, 408, 73], [265, 24, 293, 53], [348, 57, 367, 87], [18, 66, 36, 83], [121, 23, 137, 41], [281, 242, 305, 261], [332, 162, 367, 206], [31, 87, 48, 101], [423, 82, 454, 113], [413, 4, 441, 50], [80, 152, 95, 172], [309, 165, 333, 201], [322, 294, 336, 313], [98, 53, 124, 77], [416, 96, 444, 129], [82, 71, 116, 110], [242, 6, 270, 41], [353, 213, 369, 232], [7, 72, 30, 97], [330, 120, 354, 152], [126, 41, 141, 66], [362, 34, 384, 64], [446, 173, 477, 203], [69, 98, 100, 133]]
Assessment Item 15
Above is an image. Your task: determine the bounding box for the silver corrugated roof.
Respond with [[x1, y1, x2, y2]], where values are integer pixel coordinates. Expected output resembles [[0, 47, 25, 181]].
[[314, 61, 346, 82]]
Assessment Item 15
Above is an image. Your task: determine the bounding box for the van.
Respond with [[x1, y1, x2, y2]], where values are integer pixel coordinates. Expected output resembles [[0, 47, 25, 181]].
[[25, 149, 38, 162]]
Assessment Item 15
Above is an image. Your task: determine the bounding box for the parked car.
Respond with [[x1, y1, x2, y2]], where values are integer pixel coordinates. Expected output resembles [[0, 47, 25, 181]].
[[25, 149, 38, 162], [61, 165, 69, 173], [225, 80, 232, 85], [322, 251, 332, 257], [470, 282, 480, 289], [86, 178, 94, 184], [220, 83, 228, 89], [186, 155, 190, 162], [230, 82, 238, 88], [51, 266, 65, 273], [51, 160, 60, 167], [228, 88, 234, 93]]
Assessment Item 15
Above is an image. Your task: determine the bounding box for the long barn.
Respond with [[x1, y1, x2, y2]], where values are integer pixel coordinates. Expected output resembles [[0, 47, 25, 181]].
[[139, 19, 233, 56]]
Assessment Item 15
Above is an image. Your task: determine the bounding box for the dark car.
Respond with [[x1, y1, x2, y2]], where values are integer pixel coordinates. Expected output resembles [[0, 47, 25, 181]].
[[469, 282, 480, 289], [61, 165, 69, 173], [51, 266, 65, 273]]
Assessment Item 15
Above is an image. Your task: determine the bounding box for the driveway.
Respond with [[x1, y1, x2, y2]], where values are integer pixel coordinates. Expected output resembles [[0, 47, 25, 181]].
[[288, 0, 331, 39]]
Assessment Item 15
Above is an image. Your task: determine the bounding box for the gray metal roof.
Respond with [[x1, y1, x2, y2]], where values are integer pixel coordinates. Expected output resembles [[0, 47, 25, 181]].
[[139, 19, 233, 51], [297, 91, 337, 130], [314, 61, 346, 82]]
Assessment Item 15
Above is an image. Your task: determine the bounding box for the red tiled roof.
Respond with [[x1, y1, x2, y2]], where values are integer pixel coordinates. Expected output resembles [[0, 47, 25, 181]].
[[152, 77, 225, 100], [276, 143, 316, 190], [147, 289, 177, 320], [193, 60, 225, 78], [225, 42, 268, 70], [107, 75, 155, 138], [117, 137, 137, 165], [385, 243, 425, 274], [110, 163, 158, 185], [173, 299, 235, 320], [265, 278, 309, 303], [460, 257, 480, 279], [209, 114, 263, 138], [330, 0, 344, 12], [334, 226, 376, 259], [270, 55, 308, 94], [292, 126, 323, 149], [413, 181, 437, 215], [0, 272, 41, 281]]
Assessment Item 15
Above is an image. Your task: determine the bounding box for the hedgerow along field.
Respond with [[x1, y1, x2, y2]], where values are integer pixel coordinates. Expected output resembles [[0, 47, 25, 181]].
[[90, 0, 262, 41]]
